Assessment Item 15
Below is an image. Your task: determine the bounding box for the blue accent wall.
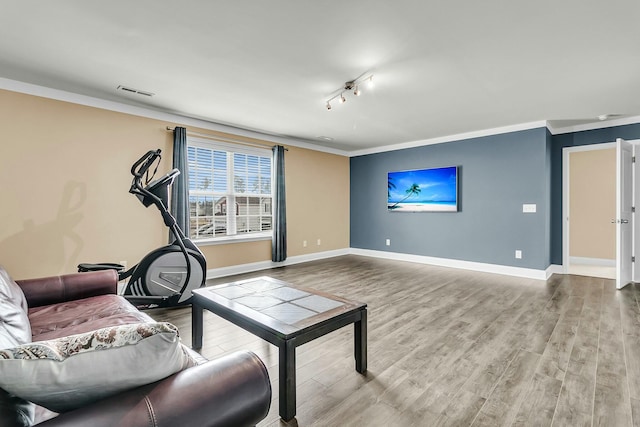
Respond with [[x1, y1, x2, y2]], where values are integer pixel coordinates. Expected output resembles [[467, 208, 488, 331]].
[[351, 127, 551, 270], [351, 122, 640, 271]]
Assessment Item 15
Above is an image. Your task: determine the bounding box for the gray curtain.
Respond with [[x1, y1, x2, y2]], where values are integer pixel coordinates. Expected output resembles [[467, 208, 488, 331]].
[[272, 145, 287, 262], [170, 126, 189, 241]]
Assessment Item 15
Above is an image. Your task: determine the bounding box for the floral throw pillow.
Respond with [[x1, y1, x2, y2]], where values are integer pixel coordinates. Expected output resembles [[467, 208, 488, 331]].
[[0, 322, 191, 413]]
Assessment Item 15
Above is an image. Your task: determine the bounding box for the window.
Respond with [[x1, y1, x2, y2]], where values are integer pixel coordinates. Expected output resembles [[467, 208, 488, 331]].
[[187, 139, 272, 241]]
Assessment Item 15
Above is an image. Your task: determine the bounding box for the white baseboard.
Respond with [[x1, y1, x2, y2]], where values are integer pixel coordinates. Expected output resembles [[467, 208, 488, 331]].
[[205, 248, 350, 279], [349, 248, 550, 280], [206, 247, 559, 282], [569, 256, 616, 267]]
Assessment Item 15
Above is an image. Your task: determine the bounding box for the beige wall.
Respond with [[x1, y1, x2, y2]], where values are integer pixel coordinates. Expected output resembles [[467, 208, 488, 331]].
[[286, 146, 350, 255], [569, 148, 615, 260], [0, 89, 349, 279]]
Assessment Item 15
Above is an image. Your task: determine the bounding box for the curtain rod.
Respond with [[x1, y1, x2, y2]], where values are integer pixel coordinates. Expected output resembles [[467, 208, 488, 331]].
[[166, 127, 287, 151]]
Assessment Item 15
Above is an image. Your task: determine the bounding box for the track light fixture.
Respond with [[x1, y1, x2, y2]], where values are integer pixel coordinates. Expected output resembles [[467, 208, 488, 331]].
[[325, 73, 374, 111]]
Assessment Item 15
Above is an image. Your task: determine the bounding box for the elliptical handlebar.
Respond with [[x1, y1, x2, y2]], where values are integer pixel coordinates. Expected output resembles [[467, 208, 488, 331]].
[[129, 149, 164, 209], [131, 149, 162, 179], [128, 150, 184, 240]]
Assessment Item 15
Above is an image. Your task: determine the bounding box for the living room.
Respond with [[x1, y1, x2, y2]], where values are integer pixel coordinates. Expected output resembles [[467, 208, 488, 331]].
[[2, 1, 640, 426]]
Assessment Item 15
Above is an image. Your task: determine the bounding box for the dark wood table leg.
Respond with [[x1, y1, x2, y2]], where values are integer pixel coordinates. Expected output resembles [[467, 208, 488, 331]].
[[191, 302, 203, 350], [279, 340, 296, 421], [354, 308, 367, 373]]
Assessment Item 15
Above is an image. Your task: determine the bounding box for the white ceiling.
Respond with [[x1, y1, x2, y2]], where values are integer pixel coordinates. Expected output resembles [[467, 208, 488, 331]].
[[2, 1, 640, 152]]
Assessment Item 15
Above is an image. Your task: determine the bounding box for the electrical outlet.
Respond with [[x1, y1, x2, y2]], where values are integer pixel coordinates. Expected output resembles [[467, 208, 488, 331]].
[[522, 204, 537, 213], [317, 239, 321, 246], [515, 250, 522, 259], [303, 240, 307, 247], [386, 239, 391, 246]]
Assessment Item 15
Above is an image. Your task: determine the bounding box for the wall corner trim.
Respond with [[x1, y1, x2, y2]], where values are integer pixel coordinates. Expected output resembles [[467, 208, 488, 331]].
[[546, 264, 564, 279]]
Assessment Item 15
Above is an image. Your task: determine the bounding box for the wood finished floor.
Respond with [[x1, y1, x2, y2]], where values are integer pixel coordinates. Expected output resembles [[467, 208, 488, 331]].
[[150, 255, 640, 426]]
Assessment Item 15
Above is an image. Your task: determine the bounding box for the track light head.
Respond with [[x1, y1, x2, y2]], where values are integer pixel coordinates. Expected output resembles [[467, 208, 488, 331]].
[[325, 73, 373, 110]]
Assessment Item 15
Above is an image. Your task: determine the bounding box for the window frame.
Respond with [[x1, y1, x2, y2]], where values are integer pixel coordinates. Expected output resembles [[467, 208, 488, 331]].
[[187, 136, 273, 245]]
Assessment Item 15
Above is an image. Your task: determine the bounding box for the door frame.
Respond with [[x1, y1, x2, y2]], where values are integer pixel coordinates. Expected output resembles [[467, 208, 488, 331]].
[[616, 138, 634, 289], [562, 142, 616, 273]]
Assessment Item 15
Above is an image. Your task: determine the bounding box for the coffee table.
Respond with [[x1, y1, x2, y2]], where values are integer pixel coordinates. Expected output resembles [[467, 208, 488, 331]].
[[191, 276, 367, 421]]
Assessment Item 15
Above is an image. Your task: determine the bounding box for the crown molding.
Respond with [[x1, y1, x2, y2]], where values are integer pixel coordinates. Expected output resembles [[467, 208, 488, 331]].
[[547, 115, 640, 135], [351, 115, 640, 157], [5, 76, 640, 158], [349, 121, 549, 157], [0, 77, 350, 157]]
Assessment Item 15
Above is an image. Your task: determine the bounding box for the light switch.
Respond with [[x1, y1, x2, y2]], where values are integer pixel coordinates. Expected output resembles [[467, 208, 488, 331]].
[[523, 204, 537, 213]]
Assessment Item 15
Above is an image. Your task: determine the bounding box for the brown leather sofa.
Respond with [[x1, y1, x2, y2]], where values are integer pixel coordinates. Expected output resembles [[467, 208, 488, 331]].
[[1, 269, 272, 427]]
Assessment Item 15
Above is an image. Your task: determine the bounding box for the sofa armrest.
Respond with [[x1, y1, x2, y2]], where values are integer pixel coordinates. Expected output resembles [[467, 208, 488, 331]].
[[35, 350, 272, 427], [16, 270, 118, 308]]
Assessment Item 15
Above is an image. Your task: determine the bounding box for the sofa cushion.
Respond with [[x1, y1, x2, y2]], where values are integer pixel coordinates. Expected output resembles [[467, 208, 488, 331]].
[[0, 322, 192, 413], [0, 266, 31, 348], [28, 293, 153, 341]]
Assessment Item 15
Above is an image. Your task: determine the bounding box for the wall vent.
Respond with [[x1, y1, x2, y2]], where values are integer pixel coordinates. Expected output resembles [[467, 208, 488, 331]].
[[117, 85, 155, 97]]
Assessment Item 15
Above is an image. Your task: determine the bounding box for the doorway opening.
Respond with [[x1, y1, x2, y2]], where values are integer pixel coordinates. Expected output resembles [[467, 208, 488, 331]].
[[563, 143, 616, 280], [562, 139, 638, 288]]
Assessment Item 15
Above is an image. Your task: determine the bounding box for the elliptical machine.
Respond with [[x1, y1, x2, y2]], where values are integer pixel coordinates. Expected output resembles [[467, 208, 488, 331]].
[[79, 149, 206, 308]]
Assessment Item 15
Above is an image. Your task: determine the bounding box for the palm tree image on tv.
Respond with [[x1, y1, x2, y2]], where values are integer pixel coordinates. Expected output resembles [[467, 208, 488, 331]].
[[387, 177, 396, 198], [389, 183, 421, 209], [387, 166, 458, 212]]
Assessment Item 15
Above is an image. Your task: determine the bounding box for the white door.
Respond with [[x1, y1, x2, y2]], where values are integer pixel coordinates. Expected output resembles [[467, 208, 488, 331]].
[[616, 138, 634, 289]]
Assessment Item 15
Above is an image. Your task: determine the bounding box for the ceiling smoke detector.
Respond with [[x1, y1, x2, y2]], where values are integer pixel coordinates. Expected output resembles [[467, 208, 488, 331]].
[[117, 85, 155, 97], [317, 136, 334, 142]]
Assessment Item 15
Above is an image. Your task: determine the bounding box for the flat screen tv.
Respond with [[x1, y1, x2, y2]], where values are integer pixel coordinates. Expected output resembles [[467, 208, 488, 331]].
[[387, 166, 458, 212]]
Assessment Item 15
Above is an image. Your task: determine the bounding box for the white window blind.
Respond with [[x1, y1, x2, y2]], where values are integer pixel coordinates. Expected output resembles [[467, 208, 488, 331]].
[[187, 138, 272, 241]]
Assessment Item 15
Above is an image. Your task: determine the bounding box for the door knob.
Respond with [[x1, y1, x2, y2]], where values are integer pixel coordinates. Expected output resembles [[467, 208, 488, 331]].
[[621, 219, 629, 224]]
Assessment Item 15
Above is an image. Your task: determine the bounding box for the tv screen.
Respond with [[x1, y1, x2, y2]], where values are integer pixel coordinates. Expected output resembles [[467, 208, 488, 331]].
[[387, 166, 458, 212]]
